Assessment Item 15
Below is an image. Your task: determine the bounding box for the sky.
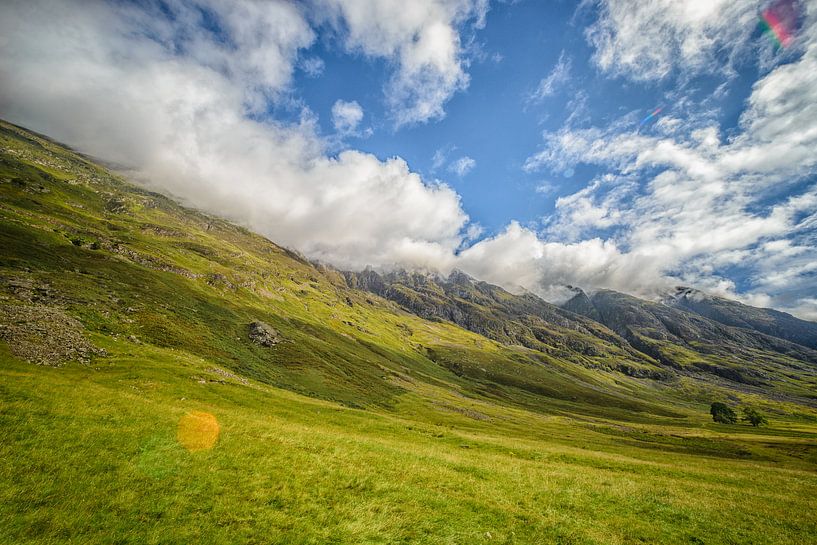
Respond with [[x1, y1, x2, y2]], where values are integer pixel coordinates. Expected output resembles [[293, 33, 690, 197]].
[[1, 0, 816, 319]]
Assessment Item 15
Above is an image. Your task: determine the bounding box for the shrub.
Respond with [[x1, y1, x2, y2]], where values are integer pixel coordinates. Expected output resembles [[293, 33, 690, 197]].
[[710, 402, 737, 424]]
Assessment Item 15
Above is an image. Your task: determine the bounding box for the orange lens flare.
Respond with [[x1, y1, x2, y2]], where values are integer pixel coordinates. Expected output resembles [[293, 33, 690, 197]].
[[177, 411, 220, 451]]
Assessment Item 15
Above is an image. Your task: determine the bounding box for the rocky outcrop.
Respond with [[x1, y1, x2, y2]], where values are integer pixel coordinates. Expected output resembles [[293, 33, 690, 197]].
[[248, 321, 280, 347], [0, 304, 106, 366], [562, 287, 602, 322]]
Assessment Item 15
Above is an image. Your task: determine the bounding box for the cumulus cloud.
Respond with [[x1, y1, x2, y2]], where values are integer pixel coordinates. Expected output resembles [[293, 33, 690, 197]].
[[331, 99, 364, 133], [0, 0, 469, 271], [448, 156, 476, 177], [457, 222, 651, 297], [311, 0, 489, 126]]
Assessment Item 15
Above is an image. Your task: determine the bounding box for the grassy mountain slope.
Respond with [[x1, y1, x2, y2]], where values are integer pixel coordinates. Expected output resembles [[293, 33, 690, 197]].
[[666, 286, 817, 349], [341, 269, 665, 379], [2, 119, 817, 544], [561, 288, 817, 402]]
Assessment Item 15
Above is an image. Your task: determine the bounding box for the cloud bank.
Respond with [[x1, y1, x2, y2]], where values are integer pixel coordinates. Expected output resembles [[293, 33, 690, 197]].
[[0, 0, 474, 271]]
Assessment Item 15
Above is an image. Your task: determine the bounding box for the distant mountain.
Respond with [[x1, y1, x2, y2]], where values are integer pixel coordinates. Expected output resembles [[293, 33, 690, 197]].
[[342, 269, 817, 397], [560, 288, 817, 394], [340, 269, 665, 374], [664, 287, 817, 350]]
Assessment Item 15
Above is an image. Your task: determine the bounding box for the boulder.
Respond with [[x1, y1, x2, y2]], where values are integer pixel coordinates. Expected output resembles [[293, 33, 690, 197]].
[[248, 321, 279, 347]]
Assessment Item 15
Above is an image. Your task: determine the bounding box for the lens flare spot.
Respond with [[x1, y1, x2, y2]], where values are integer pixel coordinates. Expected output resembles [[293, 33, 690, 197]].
[[639, 107, 663, 130], [177, 411, 220, 451], [759, 0, 801, 49]]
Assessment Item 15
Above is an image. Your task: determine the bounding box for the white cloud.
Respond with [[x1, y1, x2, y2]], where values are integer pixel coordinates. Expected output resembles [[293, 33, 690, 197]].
[[531, 51, 571, 100], [586, 0, 759, 81], [0, 0, 469, 271], [331, 99, 364, 133], [301, 56, 325, 77], [515, 4, 817, 318], [448, 156, 476, 176], [457, 222, 647, 297], [431, 147, 450, 171], [430, 145, 474, 177], [787, 299, 817, 321], [534, 181, 558, 195], [311, 0, 489, 126]]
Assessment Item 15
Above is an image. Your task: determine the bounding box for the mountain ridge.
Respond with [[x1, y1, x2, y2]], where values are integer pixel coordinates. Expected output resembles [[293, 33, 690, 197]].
[[664, 286, 817, 349], [2, 116, 816, 410]]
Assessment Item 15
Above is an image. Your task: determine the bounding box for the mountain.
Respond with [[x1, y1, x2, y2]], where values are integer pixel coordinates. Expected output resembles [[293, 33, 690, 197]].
[[345, 270, 817, 401], [560, 288, 817, 398], [664, 286, 817, 349], [341, 268, 663, 377], [2, 117, 816, 406], [0, 119, 675, 416], [562, 285, 602, 322]]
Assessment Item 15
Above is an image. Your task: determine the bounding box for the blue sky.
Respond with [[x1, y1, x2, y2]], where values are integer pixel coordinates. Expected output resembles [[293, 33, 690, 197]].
[[297, 0, 593, 233], [291, 0, 765, 235], [1, 0, 816, 318]]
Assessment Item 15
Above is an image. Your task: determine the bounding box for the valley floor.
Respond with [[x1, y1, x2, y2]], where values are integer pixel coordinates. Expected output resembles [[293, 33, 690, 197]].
[[2, 341, 816, 545]]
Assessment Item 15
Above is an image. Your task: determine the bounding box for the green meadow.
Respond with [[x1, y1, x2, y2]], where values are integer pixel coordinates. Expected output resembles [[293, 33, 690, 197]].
[[1, 120, 817, 544], [2, 345, 817, 544]]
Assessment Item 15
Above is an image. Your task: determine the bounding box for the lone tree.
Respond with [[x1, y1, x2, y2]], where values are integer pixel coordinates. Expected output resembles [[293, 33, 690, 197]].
[[710, 402, 738, 424], [742, 407, 768, 427]]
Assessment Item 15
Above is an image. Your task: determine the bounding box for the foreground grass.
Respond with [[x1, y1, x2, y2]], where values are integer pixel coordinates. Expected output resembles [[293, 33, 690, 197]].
[[2, 342, 816, 545]]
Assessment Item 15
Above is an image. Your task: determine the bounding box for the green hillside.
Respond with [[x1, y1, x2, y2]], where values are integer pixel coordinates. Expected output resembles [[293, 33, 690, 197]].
[[2, 119, 817, 544]]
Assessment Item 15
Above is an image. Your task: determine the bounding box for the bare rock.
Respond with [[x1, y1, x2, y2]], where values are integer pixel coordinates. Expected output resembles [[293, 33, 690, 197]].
[[248, 321, 279, 347], [0, 304, 107, 366]]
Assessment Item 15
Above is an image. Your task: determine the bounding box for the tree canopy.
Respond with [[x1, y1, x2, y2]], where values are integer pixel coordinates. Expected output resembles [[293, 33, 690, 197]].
[[710, 402, 738, 424], [742, 407, 768, 427]]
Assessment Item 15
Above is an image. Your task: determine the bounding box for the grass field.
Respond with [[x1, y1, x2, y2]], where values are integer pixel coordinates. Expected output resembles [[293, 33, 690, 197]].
[[1, 119, 817, 544], [2, 342, 817, 544]]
